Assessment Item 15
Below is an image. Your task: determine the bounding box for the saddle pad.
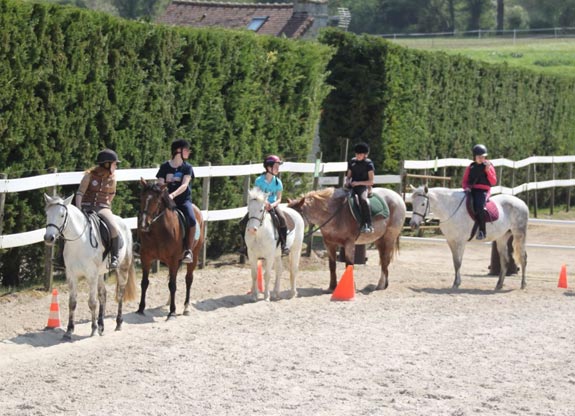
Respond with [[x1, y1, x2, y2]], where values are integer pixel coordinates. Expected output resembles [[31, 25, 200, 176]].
[[348, 193, 390, 223], [175, 208, 201, 241], [465, 195, 500, 222]]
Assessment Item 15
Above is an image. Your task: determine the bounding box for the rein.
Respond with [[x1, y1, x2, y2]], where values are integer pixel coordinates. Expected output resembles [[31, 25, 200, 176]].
[[413, 191, 466, 223], [301, 195, 348, 239]]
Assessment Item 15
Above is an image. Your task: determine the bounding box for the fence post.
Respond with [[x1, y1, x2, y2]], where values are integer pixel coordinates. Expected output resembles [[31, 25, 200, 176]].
[[305, 152, 322, 257], [550, 159, 555, 215], [0, 173, 6, 237], [568, 163, 573, 212], [239, 167, 251, 264], [533, 163, 538, 218], [199, 162, 211, 269], [44, 168, 57, 291]]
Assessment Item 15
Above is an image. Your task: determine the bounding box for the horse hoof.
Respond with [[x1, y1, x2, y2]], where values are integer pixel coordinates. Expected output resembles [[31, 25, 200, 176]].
[[166, 314, 176, 321], [62, 333, 72, 341], [183, 310, 191, 316], [136, 310, 145, 316], [115, 325, 122, 331]]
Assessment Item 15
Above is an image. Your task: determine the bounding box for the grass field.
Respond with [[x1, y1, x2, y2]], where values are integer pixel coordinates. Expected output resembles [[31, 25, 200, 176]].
[[389, 37, 575, 78]]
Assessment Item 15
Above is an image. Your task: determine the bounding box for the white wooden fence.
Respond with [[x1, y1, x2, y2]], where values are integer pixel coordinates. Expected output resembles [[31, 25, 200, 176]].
[[1, 156, 574, 250]]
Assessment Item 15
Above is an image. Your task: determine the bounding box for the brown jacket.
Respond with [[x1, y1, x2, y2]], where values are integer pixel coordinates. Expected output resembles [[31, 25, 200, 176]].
[[78, 166, 116, 210]]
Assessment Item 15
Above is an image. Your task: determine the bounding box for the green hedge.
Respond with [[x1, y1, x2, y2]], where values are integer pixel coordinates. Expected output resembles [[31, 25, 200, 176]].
[[0, 0, 332, 286], [319, 29, 575, 174]]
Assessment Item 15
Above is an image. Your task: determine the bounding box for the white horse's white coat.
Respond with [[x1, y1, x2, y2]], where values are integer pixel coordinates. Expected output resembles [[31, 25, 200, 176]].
[[244, 188, 304, 301], [409, 186, 528, 290], [43, 194, 136, 339]]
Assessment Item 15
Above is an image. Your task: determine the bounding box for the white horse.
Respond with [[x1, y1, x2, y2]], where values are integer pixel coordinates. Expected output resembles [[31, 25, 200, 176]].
[[409, 186, 528, 290], [244, 187, 304, 301], [43, 194, 137, 339]]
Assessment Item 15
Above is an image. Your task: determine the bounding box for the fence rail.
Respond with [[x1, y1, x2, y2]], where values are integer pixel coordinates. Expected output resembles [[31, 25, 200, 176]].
[[1, 156, 574, 249]]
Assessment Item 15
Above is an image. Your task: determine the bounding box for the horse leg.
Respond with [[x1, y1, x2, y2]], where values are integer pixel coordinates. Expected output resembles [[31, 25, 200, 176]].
[[64, 276, 78, 340], [512, 231, 528, 289], [88, 278, 99, 336], [272, 255, 282, 301], [263, 260, 273, 302], [115, 269, 126, 331], [325, 242, 339, 292], [447, 239, 465, 289], [495, 234, 512, 290], [287, 247, 300, 300], [137, 258, 151, 315], [374, 237, 392, 290], [167, 262, 178, 320], [248, 257, 260, 302], [96, 275, 106, 336], [183, 264, 194, 316]]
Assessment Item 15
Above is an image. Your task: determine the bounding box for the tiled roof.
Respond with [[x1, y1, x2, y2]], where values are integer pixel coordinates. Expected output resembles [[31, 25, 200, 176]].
[[157, 1, 313, 38]]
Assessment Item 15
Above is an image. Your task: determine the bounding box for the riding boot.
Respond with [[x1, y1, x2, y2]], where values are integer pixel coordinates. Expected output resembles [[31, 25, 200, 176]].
[[279, 226, 290, 256], [110, 237, 119, 269], [476, 211, 486, 240], [182, 226, 196, 264]]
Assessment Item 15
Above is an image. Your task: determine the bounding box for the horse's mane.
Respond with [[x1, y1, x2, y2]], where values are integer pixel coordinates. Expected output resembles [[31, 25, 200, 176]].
[[302, 187, 342, 213], [248, 187, 267, 202], [143, 183, 176, 210]]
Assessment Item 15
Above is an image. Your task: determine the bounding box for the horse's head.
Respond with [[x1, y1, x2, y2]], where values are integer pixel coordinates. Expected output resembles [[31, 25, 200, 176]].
[[139, 178, 172, 233], [408, 185, 429, 230], [246, 187, 268, 234], [43, 193, 74, 246]]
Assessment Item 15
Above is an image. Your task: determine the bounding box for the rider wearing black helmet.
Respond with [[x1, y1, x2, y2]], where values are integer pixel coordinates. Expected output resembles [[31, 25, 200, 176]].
[[345, 143, 375, 233], [462, 144, 497, 240], [76, 149, 122, 269], [156, 139, 197, 263]]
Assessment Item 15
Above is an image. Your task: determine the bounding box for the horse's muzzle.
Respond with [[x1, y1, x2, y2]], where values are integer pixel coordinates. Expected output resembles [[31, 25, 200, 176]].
[[409, 219, 419, 230], [246, 227, 258, 235], [43, 234, 56, 246]]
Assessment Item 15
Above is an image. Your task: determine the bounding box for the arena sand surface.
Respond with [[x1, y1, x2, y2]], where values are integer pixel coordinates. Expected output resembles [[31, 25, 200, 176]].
[[0, 221, 574, 416]]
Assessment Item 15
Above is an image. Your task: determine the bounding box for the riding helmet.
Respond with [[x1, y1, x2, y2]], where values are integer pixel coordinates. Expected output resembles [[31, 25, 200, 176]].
[[171, 139, 190, 156], [354, 142, 370, 154], [472, 144, 488, 157], [264, 155, 282, 168], [95, 149, 120, 165]]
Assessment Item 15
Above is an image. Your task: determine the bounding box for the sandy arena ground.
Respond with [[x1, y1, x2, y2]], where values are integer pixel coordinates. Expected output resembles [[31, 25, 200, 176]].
[[0, 221, 574, 416]]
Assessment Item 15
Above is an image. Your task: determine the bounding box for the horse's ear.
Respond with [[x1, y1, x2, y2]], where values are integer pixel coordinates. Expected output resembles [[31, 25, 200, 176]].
[[140, 177, 147, 187], [159, 183, 167, 191], [63, 194, 74, 205], [409, 184, 415, 191], [43, 193, 53, 205]]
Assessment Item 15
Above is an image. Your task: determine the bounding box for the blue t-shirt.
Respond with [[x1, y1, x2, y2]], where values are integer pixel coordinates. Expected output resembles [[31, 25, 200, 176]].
[[156, 161, 194, 205], [254, 174, 283, 204]]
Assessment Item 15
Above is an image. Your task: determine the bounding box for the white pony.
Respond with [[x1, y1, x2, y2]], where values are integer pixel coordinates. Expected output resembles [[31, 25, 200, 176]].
[[244, 187, 304, 301], [43, 194, 136, 339], [409, 186, 528, 290]]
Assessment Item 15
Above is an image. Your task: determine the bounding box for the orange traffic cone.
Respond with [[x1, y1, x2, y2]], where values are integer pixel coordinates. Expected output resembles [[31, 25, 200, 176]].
[[257, 260, 264, 292], [247, 260, 264, 294], [331, 265, 355, 301], [558, 264, 568, 289], [45, 288, 62, 329]]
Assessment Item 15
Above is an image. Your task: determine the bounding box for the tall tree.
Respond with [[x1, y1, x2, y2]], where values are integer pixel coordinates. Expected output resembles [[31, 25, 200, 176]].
[[496, 0, 504, 31]]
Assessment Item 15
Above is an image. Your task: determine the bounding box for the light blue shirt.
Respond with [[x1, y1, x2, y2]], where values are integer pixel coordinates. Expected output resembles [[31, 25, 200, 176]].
[[254, 174, 283, 204]]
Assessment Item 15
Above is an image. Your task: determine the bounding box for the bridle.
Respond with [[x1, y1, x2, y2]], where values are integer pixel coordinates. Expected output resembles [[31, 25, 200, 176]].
[[45, 203, 89, 242], [139, 189, 167, 231], [246, 198, 267, 228], [411, 190, 466, 223], [300, 194, 348, 239]]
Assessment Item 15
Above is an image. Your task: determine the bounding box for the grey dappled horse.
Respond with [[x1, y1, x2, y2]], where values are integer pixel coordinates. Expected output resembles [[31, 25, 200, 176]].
[[409, 186, 528, 290]]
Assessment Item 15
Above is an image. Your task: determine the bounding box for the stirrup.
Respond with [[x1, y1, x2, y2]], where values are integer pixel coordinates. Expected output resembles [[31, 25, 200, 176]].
[[182, 250, 193, 264], [281, 246, 290, 256], [476, 231, 486, 240]]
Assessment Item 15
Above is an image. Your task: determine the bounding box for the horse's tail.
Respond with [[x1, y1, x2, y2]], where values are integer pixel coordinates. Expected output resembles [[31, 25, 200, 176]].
[[121, 260, 137, 303]]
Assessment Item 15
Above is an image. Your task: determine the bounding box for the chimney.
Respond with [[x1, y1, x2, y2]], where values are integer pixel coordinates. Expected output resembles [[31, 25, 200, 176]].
[[293, 0, 329, 38]]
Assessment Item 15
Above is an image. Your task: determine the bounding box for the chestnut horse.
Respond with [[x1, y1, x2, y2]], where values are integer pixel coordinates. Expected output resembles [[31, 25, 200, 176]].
[[289, 187, 406, 291], [137, 179, 205, 318]]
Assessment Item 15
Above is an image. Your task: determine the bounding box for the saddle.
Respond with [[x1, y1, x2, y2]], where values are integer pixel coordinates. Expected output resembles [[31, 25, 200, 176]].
[[347, 193, 390, 224], [85, 211, 124, 261], [465, 195, 499, 223], [174, 208, 200, 245]]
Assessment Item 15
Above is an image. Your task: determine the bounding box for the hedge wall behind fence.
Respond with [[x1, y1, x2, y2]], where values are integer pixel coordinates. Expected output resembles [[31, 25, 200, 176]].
[[318, 29, 575, 174], [0, 0, 333, 286]]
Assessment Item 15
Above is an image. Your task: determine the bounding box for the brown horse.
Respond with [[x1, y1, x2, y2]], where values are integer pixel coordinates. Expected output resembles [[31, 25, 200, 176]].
[[288, 187, 406, 291], [137, 178, 205, 318]]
